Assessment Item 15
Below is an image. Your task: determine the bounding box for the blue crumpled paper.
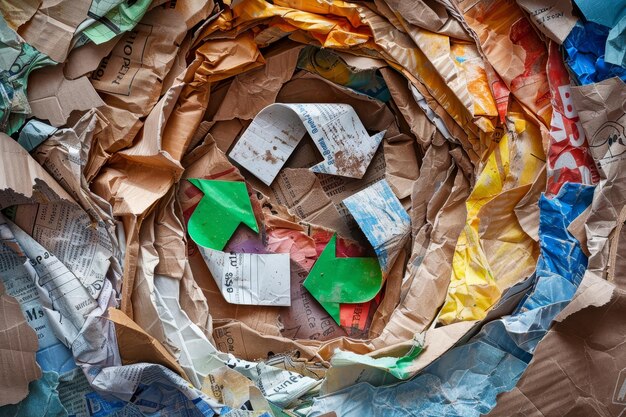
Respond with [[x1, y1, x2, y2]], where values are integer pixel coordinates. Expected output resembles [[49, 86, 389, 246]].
[[1, 372, 67, 417], [564, 21, 626, 84], [573, 0, 626, 66], [17, 120, 57, 152], [574, 0, 626, 28]]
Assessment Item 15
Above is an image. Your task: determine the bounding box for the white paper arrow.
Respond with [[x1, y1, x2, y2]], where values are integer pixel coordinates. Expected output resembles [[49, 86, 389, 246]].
[[229, 103, 385, 186]]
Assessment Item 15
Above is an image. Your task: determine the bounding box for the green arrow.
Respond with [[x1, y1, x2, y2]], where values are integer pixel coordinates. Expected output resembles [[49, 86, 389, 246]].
[[187, 179, 259, 250], [303, 234, 383, 324]]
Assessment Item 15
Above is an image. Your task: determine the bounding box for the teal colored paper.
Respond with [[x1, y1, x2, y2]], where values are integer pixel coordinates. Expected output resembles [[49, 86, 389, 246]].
[[0, 372, 67, 417], [606, 14, 626, 67], [0, 16, 54, 135], [17, 120, 57, 151], [574, 0, 626, 27]]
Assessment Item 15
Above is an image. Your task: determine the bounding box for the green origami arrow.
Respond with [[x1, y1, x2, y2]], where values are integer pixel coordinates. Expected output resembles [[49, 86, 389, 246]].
[[187, 179, 258, 250], [303, 234, 383, 324]]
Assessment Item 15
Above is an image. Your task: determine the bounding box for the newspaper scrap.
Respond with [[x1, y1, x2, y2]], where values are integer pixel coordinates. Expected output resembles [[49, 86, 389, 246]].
[[187, 178, 291, 306], [2, 0, 626, 415], [0, 214, 76, 376], [227, 356, 322, 408], [229, 103, 385, 185], [0, 131, 229, 416]]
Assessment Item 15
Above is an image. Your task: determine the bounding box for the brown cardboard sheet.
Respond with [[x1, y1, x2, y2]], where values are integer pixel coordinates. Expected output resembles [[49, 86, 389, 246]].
[[372, 143, 470, 348], [28, 64, 104, 127], [571, 77, 626, 280], [108, 308, 187, 379], [17, 0, 91, 63], [486, 275, 624, 417], [0, 280, 41, 406]]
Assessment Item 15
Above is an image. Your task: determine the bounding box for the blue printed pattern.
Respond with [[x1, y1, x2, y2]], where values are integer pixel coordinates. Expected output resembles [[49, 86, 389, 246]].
[[344, 180, 411, 273]]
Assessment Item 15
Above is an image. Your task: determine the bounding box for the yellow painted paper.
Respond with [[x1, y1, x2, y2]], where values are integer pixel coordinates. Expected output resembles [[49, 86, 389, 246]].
[[450, 43, 498, 120], [438, 103, 545, 324]]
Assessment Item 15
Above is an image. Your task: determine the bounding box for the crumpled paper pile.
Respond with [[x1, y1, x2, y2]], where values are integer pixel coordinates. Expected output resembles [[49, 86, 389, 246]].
[[0, 0, 625, 416]]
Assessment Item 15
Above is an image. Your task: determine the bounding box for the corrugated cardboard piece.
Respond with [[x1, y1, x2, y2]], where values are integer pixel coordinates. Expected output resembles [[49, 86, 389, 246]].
[[28, 65, 104, 126]]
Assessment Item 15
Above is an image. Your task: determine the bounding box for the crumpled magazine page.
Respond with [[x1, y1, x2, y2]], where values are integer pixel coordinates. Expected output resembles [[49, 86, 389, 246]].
[[0, 0, 623, 416]]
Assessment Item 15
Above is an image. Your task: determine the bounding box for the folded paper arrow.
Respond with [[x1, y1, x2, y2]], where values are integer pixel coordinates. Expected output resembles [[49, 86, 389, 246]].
[[187, 179, 291, 306], [229, 103, 385, 185], [187, 179, 259, 250], [343, 179, 411, 275], [303, 234, 383, 324]]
